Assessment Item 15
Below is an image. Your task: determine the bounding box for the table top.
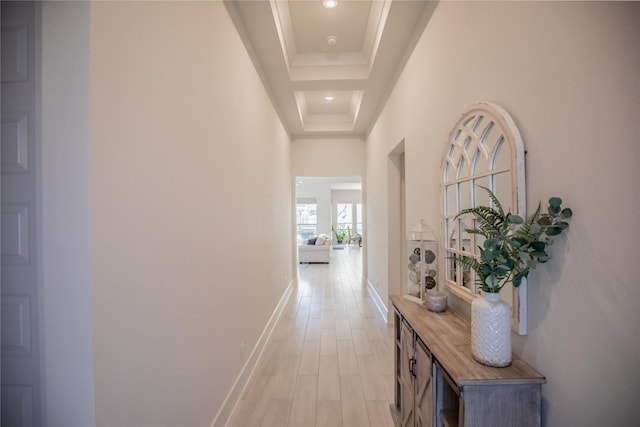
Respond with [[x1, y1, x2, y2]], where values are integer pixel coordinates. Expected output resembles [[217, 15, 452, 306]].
[[391, 295, 545, 386]]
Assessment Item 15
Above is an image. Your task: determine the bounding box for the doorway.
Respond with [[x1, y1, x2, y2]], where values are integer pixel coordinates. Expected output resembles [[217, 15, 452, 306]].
[[387, 142, 406, 323], [295, 176, 363, 262]]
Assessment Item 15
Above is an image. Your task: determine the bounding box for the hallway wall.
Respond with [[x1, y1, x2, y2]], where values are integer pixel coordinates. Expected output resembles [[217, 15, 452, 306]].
[[89, 2, 291, 425], [366, 2, 639, 426], [40, 2, 95, 425], [292, 137, 366, 177]]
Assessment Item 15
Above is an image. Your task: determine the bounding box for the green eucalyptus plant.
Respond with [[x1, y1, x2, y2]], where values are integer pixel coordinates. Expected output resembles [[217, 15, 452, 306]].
[[453, 186, 573, 293]]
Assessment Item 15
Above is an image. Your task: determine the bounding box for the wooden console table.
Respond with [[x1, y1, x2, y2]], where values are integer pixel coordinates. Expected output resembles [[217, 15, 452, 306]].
[[390, 295, 545, 427]]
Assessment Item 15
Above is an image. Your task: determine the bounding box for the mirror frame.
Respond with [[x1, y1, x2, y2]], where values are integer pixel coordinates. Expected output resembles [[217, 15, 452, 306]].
[[441, 102, 527, 335]]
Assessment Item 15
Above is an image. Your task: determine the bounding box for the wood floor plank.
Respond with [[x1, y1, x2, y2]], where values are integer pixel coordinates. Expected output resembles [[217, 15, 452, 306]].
[[340, 400, 371, 425], [352, 328, 373, 355], [359, 371, 390, 401], [299, 340, 320, 375], [316, 400, 343, 426], [288, 375, 318, 426], [264, 372, 297, 400], [335, 318, 352, 340], [294, 375, 318, 400], [365, 400, 396, 427], [337, 340, 359, 375], [260, 399, 293, 427], [318, 355, 340, 377], [320, 328, 338, 355], [317, 373, 341, 401]]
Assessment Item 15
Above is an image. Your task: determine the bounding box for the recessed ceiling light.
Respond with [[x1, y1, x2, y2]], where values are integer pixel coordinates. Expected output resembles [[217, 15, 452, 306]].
[[324, 95, 334, 101], [322, 0, 338, 9], [326, 35, 338, 46]]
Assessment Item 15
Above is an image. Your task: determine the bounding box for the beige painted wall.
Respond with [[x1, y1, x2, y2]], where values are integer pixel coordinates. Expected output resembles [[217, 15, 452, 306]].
[[292, 138, 366, 177], [366, 2, 639, 426], [89, 2, 292, 425]]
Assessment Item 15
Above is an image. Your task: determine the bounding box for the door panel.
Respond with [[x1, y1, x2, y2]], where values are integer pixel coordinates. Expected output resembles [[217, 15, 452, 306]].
[[1, 2, 41, 426], [400, 321, 415, 427], [415, 339, 433, 427]]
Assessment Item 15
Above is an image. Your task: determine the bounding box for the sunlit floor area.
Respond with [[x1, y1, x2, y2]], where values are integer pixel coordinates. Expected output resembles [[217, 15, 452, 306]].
[[227, 245, 396, 426]]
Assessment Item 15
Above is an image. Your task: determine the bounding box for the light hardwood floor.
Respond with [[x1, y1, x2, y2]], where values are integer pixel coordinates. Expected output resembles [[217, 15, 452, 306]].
[[227, 246, 396, 427]]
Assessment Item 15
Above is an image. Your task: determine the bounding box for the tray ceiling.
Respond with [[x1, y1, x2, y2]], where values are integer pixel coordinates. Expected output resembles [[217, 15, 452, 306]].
[[224, 0, 438, 139]]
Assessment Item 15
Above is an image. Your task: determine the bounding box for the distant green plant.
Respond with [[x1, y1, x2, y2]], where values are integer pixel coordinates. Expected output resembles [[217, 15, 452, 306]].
[[332, 226, 347, 243], [453, 186, 573, 293]]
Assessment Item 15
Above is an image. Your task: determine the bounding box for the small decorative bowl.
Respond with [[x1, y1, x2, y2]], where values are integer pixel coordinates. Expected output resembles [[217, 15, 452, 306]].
[[425, 291, 447, 312]]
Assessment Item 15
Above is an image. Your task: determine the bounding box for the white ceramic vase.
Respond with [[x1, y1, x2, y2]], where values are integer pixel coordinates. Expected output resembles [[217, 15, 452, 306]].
[[471, 292, 512, 367]]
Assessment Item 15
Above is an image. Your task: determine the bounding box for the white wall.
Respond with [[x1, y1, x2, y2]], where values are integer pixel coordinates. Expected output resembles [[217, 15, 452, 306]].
[[88, 2, 292, 426], [332, 189, 362, 203], [366, 2, 639, 426], [40, 2, 96, 425], [292, 138, 366, 177]]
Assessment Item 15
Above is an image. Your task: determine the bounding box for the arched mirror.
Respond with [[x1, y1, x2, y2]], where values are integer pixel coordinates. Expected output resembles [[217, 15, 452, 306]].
[[442, 102, 527, 334]]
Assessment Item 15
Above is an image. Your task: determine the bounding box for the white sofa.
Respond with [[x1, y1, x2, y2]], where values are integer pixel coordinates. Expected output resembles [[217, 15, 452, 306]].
[[298, 234, 331, 263]]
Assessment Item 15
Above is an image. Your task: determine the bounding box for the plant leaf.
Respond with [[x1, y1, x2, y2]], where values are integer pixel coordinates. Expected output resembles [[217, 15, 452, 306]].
[[457, 205, 507, 238], [537, 216, 552, 226], [546, 226, 563, 236], [508, 214, 524, 224], [549, 197, 562, 207], [531, 241, 546, 251], [478, 185, 505, 217]]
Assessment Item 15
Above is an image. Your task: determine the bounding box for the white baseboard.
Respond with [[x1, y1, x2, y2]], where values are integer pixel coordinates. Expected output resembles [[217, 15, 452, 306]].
[[366, 279, 388, 324], [210, 280, 294, 427]]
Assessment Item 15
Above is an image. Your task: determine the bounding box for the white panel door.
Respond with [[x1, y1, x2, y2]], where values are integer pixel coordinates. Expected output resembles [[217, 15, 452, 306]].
[[1, 2, 42, 426]]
